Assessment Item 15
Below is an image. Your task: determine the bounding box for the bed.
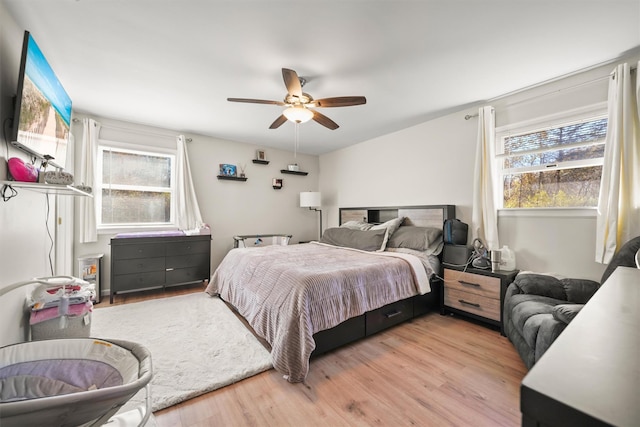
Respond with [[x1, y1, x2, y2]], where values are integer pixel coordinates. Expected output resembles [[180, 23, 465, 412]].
[[206, 205, 456, 382]]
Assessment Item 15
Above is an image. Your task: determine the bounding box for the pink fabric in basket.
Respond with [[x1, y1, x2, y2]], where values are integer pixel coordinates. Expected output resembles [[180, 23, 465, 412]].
[[30, 301, 93, 325]]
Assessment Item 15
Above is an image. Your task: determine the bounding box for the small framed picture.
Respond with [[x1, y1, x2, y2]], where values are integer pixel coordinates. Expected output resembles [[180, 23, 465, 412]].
[[272, 178, 283, 189], [256, 150, 266, 161], [219, 164, 237, 177]]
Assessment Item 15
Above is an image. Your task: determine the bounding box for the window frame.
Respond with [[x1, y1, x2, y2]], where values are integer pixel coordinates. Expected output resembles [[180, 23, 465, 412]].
[[494, 102, 607, 211], [96, 140, 177, 233]]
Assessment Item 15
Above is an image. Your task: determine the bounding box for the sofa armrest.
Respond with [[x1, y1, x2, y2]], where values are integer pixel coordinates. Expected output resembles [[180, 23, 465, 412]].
[[552, 304, 584, 324]]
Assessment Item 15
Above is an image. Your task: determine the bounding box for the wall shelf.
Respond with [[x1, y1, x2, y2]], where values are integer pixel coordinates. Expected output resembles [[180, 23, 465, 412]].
[[252, 159, 270, 165], [0, 181, 93, 197], [217, 175, 247, 182], [280, 170, 308, 176]]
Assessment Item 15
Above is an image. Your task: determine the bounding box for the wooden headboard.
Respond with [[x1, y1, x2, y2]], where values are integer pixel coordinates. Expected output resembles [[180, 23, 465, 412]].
[[339, 205, 456, 228]]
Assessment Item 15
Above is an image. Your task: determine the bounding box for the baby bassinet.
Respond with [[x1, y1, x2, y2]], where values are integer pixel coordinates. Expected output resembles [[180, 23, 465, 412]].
[[0, 337, 152, 427]]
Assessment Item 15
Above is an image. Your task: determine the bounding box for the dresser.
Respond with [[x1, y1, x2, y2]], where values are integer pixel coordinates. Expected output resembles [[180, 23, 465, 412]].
[[442, 266, 518, 333], [110, 234, 211, 303]]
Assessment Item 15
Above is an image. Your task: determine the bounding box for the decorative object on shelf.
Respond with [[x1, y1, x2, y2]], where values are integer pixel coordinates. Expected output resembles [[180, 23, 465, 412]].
[[7, 157, 38, 182], [239, 164, 247, 178], [272, 178, 283, 189], [280, 169, 308, 176], [43, 170, 74, 185], [300, 191, 322, 240], [287, 163, 300, 172], [256, 150, 267, 161], [219, 163, 237, 177]]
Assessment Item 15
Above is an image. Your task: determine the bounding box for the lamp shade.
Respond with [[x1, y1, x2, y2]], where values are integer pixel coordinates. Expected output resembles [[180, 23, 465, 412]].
[[283, 106, 314, 123], [300, 191, 321, 208]]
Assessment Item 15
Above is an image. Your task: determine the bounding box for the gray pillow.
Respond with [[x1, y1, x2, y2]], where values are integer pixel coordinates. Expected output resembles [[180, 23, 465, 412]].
[[320, 228, 387, 252], [387, 226, 442, 252]]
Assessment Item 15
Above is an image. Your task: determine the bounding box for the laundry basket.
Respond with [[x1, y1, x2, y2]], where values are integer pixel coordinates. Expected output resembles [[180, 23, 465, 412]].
[[26, 276, 95, 340]]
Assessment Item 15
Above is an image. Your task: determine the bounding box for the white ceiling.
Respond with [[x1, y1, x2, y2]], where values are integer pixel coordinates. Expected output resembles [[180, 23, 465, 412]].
[[3, 0, 639, 155]]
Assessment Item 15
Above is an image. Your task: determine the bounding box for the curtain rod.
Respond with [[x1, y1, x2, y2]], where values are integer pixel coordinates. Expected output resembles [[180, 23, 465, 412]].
[[72, 118, 192, 142], [465, 64, 637, 120]]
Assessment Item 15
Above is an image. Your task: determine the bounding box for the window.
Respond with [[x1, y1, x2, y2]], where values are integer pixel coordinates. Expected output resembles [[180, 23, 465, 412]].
[[496, 108, 607, 209], [97, 145, 176, 229]]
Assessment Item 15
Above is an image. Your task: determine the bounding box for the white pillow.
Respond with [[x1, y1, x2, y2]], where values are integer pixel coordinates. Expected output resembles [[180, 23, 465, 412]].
[[370, 217, 404, 250]]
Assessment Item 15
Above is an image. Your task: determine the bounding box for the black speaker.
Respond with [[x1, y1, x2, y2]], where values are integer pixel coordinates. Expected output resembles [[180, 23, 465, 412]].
[[442, 244, 473, 267]]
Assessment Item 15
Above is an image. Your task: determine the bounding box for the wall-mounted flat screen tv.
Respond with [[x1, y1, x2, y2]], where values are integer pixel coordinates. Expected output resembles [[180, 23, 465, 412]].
[[10, 30, 72, 170]]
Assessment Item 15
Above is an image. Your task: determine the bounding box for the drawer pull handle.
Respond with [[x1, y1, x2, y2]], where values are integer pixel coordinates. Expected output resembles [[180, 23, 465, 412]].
[[459, 299, 480, 308], [385, 310, 402, 319], [166, 268, 174, 271], [458, 280, 480, 287]]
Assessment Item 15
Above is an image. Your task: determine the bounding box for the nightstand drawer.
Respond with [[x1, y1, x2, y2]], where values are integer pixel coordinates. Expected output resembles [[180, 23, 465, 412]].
[[444, 269, 500, 299], [444, 288, 500, 321]]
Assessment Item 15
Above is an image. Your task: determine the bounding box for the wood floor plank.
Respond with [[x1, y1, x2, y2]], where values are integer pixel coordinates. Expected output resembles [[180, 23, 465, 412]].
[[109, 286, 527, 426]]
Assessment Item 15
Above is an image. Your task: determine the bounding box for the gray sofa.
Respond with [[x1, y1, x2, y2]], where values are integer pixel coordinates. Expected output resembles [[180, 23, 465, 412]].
[[503, 236, 640, 369]]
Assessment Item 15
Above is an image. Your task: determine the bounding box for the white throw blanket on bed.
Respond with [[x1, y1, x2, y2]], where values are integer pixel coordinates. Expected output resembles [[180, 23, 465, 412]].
[[206, 242, 432, 382]]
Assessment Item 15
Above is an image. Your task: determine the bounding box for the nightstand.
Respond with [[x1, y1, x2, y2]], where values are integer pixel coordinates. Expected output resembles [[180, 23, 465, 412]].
[[442, 265, 518, 334]]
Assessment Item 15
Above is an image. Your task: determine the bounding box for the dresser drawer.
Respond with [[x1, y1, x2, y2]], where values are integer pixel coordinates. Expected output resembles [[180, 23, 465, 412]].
[[166, 240, 210, 256], [444, 288, 500, 321], [444, 269, 500, 299], [166, 252, 210, 269], [366, 298, 413, 335], [113, 271, 165, 292], [114, 257, 165, 275], [165, 266, 209, 284], [112, 243, 165, 260]]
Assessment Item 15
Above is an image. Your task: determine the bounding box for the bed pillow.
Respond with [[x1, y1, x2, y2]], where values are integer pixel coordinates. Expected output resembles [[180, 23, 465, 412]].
[[340, 220, 373, 231], [387, 226, 443, 255], [320, 227, 387, 252], [369, 217, 405, 250]]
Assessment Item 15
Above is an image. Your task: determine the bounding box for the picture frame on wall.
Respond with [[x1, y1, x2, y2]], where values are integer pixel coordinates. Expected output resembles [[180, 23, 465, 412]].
[[219, 164, 237, 177], [272, 178, 283, 189], [256, 150, 266, 161]]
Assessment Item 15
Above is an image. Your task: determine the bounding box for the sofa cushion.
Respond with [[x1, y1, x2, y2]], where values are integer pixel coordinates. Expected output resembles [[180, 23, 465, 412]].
[[513, 274, 567, 300], [514, 273, 599, 303], [510, 294, 561, 333], [552, 304, 583, 324]]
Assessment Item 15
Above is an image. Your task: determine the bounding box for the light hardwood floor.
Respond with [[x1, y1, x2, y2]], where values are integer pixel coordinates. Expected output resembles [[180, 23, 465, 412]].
[[102, 285, 528, 426]]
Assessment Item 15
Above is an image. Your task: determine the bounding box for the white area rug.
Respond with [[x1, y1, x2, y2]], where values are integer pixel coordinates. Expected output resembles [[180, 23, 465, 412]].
[[91, 293, 272, 412]]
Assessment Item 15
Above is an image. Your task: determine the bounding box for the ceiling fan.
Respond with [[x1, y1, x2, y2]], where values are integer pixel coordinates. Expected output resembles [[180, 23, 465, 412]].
[[227, 68, 366, 130]]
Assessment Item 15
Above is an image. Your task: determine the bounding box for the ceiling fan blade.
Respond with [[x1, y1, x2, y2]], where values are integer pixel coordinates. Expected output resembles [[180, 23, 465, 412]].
[[227, 98, 285, 106], [312, 110, 339, 130], [282, 68, 303, 97], [312, 96, 367, 108], [269, 114, 288, 129]]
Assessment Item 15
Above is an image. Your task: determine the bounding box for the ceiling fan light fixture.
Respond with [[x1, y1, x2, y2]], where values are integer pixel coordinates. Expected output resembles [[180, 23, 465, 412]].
[[283, 106, 313, 123]]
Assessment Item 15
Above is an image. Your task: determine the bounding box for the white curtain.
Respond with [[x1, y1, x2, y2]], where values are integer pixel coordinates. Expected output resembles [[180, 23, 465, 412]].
[[471, 106, 500, 250], [595, 62, 640, 264], [79, 118, 100, 243], [175, 135, 203, 230]]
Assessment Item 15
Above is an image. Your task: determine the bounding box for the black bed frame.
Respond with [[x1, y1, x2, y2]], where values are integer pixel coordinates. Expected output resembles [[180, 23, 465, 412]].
[[311, 204, 456, 356]]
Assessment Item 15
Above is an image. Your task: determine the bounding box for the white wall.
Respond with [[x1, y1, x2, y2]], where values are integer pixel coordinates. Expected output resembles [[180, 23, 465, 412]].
[[72, 115, 320, 296], [0, 3, 61, 346], [320, 54, 640, 282]]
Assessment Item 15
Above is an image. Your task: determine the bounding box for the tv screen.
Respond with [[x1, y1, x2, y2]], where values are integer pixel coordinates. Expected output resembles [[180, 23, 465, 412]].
[[11, 31, 72, 170]]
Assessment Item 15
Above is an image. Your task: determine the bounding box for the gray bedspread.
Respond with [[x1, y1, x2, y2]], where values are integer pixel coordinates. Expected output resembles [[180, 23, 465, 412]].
[[205, 242, 432, 382]]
